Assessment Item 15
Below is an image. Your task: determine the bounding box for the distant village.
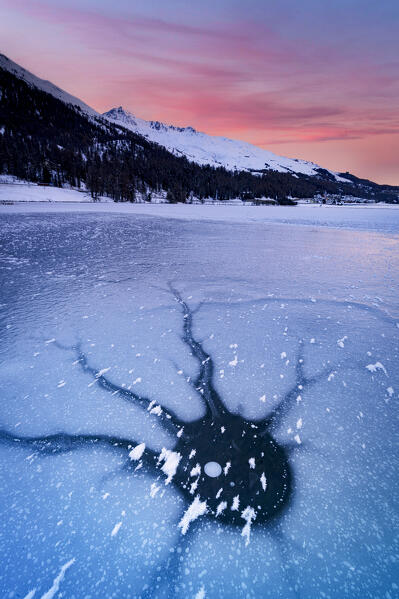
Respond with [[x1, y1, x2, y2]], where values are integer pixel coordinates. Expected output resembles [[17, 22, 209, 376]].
[[184, 192, 396, 206]]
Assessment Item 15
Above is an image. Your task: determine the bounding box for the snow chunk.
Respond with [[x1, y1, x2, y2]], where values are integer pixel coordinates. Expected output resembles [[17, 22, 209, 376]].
[[241, 507, 256, 546], [111, 522, 122, 537], [190, 479, 199, 494], [248, 458, 255, 469], [231, 495, 240, 511], [40, 559, 75, 599], [296, 418, 303, 429], [260, 472, 267, 491], [96, 367, 110, 378], [216, 501, 227, 516], [366, 362, 388, 376], [337, 336, 347, 348], [158, 448, 181, 484], [129, 443, 145, 461], [294, 434, 302, 445], [195, 586, 206, 599], [387, 386, 394, 397], [190, 463, 201, 477], [224, 462, 231, 475], [178, 496, 207, 535], [150, 483, 160, 498]]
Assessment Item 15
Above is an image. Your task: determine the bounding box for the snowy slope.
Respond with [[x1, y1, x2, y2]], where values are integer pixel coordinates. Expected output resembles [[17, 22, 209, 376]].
[[103, 107, 347, 181], [0, 54, 98, 116]]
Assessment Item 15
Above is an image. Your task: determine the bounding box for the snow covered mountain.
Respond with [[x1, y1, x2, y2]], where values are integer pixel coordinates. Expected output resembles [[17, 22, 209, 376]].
[[103, 106, 347, 181], [0, 53, 354, 184], [0, 53, 98, 116]]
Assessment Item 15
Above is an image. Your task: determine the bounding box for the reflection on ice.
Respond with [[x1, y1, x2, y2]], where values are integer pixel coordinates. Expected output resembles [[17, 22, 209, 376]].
[[0, 211, 398, 598]]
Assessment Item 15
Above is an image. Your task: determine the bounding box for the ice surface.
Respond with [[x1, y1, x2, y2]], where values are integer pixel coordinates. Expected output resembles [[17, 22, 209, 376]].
[[2, 198, 399, 235], [0, 205, 398, 598]]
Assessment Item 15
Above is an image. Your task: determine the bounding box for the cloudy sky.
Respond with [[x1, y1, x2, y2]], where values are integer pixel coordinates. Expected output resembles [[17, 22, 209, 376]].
[[1, 0, 398, 184]]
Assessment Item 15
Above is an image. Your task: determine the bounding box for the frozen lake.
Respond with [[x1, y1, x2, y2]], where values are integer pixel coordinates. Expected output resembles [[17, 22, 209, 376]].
[[0, 204, 398, 598]]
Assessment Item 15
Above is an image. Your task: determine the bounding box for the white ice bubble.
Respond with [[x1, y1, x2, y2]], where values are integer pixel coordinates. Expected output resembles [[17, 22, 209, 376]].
[[204, 461, 222, 478]]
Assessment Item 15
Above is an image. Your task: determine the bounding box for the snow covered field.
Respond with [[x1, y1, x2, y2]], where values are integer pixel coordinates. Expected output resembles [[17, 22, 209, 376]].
[[0, 182, 105, 203], [1, 183, 399, 234], [0, 204, 398, 598]]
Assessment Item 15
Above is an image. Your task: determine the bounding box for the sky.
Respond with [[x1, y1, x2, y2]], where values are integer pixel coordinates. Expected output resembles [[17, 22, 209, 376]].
[[1, 0, 398, 184]]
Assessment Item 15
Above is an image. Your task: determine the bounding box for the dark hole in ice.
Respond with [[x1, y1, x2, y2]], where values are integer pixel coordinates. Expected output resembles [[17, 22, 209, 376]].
[[2, 286, 334, 533]]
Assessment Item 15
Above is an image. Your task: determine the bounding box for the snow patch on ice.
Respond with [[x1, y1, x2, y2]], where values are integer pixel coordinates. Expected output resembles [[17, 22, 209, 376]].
[[231, 495, 240, 511], [260, 472, 267, 491], [111, 522, 122, 537], [195, 586, 206, 599], [129, 443, 145, 461], [190, 463, 201, 477], [178, 496, 207, 535], [158, 448, 182, 485], [216, 501, 227, 516], [40, 559, 75, 599], [366, 362, 388, 376], [223, 462, 231, 475], [241, 507, 256, 546]]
